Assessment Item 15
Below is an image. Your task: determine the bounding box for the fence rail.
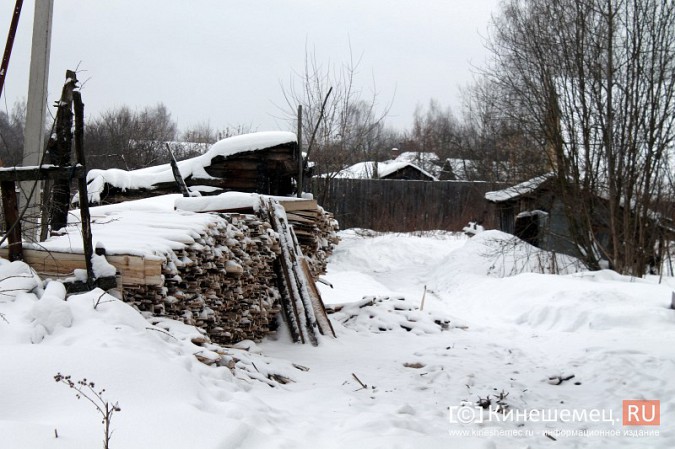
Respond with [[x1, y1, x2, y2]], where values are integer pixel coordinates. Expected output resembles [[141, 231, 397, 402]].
[[309, 178, 501, 232]]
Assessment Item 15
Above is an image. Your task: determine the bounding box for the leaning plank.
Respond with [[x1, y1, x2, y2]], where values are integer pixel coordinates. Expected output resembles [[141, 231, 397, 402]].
[[300, 257, 336, 337], [0, 248, 164, 286], [260, 197, 335, 345]]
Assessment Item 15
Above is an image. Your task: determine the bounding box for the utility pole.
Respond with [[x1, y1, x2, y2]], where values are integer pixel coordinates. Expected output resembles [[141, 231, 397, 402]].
[[21, 0, 54, 240]]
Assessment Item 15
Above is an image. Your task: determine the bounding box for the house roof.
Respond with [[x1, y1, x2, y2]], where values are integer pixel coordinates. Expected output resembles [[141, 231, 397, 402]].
[[485, 173, 555, 203], [330, 160, 437, 180]]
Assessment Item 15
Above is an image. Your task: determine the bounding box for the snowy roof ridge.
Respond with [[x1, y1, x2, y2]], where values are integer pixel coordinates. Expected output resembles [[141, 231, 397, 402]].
[[85, 132, 296, 203], [329, 160, 437, 180], [378, 161, 437, 180], [485, 173, 555, 202]]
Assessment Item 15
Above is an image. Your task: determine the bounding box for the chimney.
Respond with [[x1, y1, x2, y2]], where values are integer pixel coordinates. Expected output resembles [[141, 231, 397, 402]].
[[390, 147, 400, 160]]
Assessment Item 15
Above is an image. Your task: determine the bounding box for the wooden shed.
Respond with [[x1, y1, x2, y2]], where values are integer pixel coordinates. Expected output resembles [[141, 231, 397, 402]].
[[484, 173, 584, 257], [85, 132, 301, 204]]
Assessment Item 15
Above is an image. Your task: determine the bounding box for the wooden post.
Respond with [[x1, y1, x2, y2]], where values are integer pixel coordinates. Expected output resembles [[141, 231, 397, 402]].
[[73, 91, 94, 285], [296, 104, 303, 198], [1, 181, 22, 261], [166, 144, 190, 197], [48, 70, 78, 232]]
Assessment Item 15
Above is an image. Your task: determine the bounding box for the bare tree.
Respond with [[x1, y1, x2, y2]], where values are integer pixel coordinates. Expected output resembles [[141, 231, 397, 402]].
[[181, 121, 217, 144], [85, 103, 177, 170], [481, 0, 675, 274], [279, 46, 392, 201], [0, 100, 26, 166]]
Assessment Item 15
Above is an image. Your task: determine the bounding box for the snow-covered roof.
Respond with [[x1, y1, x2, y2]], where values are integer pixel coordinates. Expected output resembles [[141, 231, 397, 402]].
[[395, 152, 442, 177], [86, 132, 296, 203], [379, 161, 435, 179], [485, 173, 555, 202], [330, 160, 437, 180]]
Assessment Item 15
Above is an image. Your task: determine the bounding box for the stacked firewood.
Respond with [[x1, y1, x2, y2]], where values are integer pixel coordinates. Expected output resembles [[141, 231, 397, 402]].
[[122, 213, 282, 345], [284, 204, 340, 277]]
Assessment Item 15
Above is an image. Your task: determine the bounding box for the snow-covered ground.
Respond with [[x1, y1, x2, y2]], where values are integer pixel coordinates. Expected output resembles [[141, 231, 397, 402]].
[[1, 230, 673, 448]]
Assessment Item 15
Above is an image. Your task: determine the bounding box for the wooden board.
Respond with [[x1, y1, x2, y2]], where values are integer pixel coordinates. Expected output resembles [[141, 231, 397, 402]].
[[301, 257, 335, 337], [278, 198, 318, 212], [0, 248, 164, 286]]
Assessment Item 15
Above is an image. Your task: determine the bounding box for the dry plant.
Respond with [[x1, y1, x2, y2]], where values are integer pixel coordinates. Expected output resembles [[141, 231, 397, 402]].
[[54, 373, 121, 449]]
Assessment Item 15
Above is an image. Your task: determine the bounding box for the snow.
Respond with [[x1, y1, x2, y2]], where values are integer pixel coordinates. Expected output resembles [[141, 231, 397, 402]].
[[1, 227, 673, 448], [31, 195, 222, 258], [85, 131, 296, 203], [485, 173, 555, 202], [330, 160, 437, 180], [173, 191, 312, 213]]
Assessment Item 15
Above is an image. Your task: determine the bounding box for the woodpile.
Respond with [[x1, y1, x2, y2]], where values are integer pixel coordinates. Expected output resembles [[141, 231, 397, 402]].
[[259, 198, 335, 345], [280, 199, 340, 277], [13, 194, 340, 346], [122, 212, 282, 345]]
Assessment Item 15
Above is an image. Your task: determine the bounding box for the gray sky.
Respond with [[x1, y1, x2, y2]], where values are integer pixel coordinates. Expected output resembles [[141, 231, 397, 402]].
[[1, 0, 498, 134]]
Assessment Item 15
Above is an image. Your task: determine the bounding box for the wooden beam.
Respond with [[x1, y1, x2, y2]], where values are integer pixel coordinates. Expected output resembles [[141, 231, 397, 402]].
[[277, 198, 317, 212], [0, 165, 85, 182], [0, 248, 164, 286], [73, 91, 94, 286]]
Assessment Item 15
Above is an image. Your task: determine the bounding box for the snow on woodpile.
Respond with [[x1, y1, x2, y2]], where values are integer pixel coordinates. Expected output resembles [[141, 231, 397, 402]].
[[85, 131, 298, 203], [33, 195, 283, 344], [174, 191, 341, 277]]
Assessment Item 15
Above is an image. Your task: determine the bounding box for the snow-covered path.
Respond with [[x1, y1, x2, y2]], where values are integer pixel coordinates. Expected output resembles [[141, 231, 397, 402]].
[[1, 230, 673, 448], [257, 231, 675, 448]]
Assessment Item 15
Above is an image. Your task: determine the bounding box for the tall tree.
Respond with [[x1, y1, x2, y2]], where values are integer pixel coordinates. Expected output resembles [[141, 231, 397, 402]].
[[279, 46, 391, 201], [86, 103, 177, 170], [483, 0, 675, 274]]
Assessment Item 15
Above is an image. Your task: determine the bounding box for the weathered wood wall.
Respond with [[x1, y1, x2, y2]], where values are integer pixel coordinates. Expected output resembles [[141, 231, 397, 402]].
[[310, 178, 502, 232]]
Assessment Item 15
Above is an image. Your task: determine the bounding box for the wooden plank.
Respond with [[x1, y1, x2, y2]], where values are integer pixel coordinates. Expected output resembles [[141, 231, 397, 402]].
[[300, 257, 335, 337], [285, 213, 315, 224], [278, 198, 317, 212], [0, 165, 85, 182], [0, 248, 163, 285]]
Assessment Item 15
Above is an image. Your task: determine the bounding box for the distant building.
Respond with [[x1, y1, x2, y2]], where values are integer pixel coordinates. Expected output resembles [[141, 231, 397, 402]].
[[331, 160, 436, 181], [485, 173, 585, 257], [485, 174, 674, 268]]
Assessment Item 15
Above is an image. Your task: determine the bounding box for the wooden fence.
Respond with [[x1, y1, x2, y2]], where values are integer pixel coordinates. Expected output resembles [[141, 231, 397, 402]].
[[309, 178, 502, 232]]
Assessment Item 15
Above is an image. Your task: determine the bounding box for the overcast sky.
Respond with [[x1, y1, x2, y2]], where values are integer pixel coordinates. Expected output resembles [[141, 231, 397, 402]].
[[1, 0, 499, 134]]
